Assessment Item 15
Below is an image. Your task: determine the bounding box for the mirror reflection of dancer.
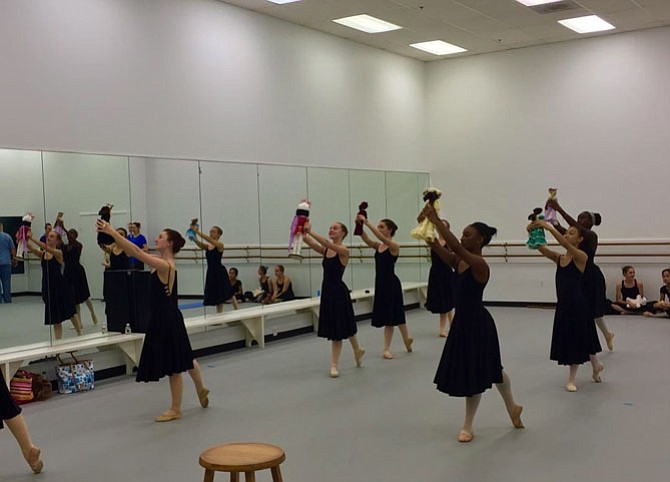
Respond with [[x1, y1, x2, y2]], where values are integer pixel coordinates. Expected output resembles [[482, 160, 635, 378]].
[[63, 228, 99, 326], [302, 221, 365, 378], [26, 231, 83, 339], [1, 371, 43, 474], [532, 220, 604, 391], [423, 205, 523, 443], [547, 199, 614, 351], [97, 221, 209, 422], [356, 216, 413, 359], [266, 265, 295, 303], [190, 224, 238, 313], [426, 220, 456, 338]]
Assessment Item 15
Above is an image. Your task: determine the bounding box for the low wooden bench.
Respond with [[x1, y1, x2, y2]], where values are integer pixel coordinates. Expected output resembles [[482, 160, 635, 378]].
[[0, 332, 144, 387]]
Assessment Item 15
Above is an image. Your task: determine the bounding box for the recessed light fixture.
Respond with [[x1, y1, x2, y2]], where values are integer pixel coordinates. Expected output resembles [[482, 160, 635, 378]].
[[333, 14, 402, 33], [410, 40, 467, 56], [515, 0, 563, 6], [558, 15, 615, 33], [266, 0, 301, 4]]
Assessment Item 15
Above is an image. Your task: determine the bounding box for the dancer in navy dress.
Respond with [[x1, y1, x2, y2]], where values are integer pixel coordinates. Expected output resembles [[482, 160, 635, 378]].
[[356, 216, 412, 359], [547, 199, 614, 350], [303, 220, 365, 378], [267, 265, 295, 303], [425, 220, 455, 337], [26, 230, 82, 339], [97, 221, 209, 422], [423, 205, 523, 443], [532, 220, 603, 391], [1, 371, 43, 474], [191, 224, 237, 313], [63, 228, 99, 326]]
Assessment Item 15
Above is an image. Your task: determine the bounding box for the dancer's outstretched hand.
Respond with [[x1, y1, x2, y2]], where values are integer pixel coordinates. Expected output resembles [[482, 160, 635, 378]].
[[96, 219, 115, 234]]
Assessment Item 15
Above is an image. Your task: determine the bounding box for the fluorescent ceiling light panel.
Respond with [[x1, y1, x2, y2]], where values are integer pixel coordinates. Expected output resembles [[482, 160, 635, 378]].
[[333, 14, 401, 33], [266, 0, 301, 4], [558, 15, 615, 33], [410, 40, 467, 56], [515, 0, 563, 6]]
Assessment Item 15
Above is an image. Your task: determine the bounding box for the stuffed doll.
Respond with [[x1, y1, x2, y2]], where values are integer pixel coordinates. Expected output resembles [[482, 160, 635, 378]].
[[410, 188, 442, 243], [354, 201, 368, 236], [186, 218, 199, 241], [544, 188, 558, 225], [626, 295, 647, 309], [288, 199, 311, 259], [15, 213, 34, 259], [97, 204, 114, 246], [526, 207, 547, 249], [53, 212, 67, 238]]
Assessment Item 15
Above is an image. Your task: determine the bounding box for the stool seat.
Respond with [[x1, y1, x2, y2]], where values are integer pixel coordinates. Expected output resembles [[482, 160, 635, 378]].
[[199, 442, 285, 482]]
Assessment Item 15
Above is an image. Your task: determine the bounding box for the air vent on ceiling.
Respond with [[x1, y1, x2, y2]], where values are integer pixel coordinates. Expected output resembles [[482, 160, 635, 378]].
[[529, 1, 581, 15]]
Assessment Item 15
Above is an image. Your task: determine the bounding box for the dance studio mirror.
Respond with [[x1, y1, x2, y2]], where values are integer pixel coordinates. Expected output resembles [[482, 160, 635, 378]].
[[0, 146, 429, 353]]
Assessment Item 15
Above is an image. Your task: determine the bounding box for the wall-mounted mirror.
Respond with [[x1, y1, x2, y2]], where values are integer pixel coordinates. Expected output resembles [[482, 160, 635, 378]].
[[0, 149, 48, 351]]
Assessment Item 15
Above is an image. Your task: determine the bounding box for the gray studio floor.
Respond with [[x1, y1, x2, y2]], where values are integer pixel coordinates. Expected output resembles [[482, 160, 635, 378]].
[[2, 307, 670, 482]]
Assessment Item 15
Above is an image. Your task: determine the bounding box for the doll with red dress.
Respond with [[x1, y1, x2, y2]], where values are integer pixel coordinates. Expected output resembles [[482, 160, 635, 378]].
[[15, 213, 34, 259], [288, 200, 311, 259]]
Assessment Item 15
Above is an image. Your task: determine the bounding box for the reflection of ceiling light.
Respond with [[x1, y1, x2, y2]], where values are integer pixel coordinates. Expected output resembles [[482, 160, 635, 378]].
[[266, 0, 301, 4], [515, 0, 563, 6], [558, 15, 615, 33], [333, 14, 402, 33], [410, 40, 467, 56]]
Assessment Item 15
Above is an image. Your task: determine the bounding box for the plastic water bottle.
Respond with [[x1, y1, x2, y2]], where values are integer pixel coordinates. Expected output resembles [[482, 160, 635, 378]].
[[316, 290, 321, 298], [101, 321, 108, 334], [124, 323, 132, 335]]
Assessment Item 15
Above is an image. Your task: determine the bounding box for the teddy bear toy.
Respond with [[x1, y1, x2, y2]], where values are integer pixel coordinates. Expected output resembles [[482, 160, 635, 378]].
[[527, 207, 548, 249], [288, 200, 311, 259], [186, 218, 199, 241], [15, 213, 34, 259], [354, 201, 368, 236], [626, 295, 647, 309], [410, 188, 442, 243], [544, 188, 558, 225]]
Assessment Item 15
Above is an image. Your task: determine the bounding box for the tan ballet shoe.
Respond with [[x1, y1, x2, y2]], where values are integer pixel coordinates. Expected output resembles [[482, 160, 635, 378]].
[[606, 332, 614, 351], [404, 337, 414, 353], [198, 388, 210, 408], [439, 332, 448, 338], [26, 447, 43, 474], [566, 383, 577, 392], [329, 365, 339, 378], [510, 405, 524, 429], [155, 411, 182, 422], [354, 348, 365, 367], [458, 430, 474, 443], [592, 364, 604, 383], [382, 350, 393, 360]]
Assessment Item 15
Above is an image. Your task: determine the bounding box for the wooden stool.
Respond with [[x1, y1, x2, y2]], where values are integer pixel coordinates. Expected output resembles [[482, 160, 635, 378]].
[[199, 442, 286, 482]]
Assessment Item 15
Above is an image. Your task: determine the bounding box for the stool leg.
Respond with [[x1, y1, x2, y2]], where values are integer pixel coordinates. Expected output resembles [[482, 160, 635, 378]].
[[271, 466, 284, 482], [244, 471, 256, 482], [204, 469, 215, 482], [230, 472, 239, 482]]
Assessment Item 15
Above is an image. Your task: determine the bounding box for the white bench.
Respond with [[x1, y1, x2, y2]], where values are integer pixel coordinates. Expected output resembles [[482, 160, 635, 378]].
[[1, 332, 144, 386], [183, 282, 427, 348]]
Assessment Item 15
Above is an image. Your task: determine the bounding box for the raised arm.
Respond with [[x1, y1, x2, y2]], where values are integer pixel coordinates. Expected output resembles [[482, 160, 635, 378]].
[[537, 220, 587, 270], [97, 221, 168, 273], [355, 217, 379, 250], [302, 227, 325, 255], [27, 235, 63, 263], [195, 226, 224, 252], [430, 240, 457, 269], [359, 216, 399, 255], [547, 199, 578, 228], [423, 205, 489, 283], [303, 222, 349, 257]]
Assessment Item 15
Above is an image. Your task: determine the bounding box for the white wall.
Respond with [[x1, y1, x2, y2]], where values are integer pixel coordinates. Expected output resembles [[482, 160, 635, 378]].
[[0, 0, 426, 171], [426, 26, 670, 301]]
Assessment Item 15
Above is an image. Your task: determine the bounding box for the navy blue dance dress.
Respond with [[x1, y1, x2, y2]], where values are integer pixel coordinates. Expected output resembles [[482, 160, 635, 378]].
[[63, 243, 91, 304], [136, 266, 194, 382], [203, 247, 233, 306], [371, 249, 405, 327], [425, 247, 455, 314], [317, 251, 357, 341], [551, 259, 601, 365], [434, 267, 503, 397], [41, 254, 76, 325]]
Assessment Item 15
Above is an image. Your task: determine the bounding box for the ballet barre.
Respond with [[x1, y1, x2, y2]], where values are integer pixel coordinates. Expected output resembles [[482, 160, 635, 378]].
[[1, 332, 145, 387]]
